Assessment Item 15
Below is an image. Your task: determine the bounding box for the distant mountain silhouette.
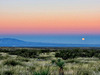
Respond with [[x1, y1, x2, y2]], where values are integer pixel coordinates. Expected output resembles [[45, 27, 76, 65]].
[[0, 38, 100, 47], [0, 38, 25, 43]]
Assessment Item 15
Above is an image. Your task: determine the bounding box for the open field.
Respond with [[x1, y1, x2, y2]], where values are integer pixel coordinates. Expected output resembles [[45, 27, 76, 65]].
[[0, 47, 100, 75]]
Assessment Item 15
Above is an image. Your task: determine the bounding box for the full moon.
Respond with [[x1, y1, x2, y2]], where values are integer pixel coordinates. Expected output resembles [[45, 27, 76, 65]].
[[82, 38, 85, 40]]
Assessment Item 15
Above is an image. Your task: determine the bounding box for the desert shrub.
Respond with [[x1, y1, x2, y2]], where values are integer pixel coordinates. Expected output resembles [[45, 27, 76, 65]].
[[51, 60, 56, 64], [16, 56, 29, 62], [55, 49, 100, 60], [18, 58, 29, 62], [3, 70, 14, 75], [29, 66, 36, 72], [0, 54, 9, 60], [8, 49, 38, 58], [66, 59, 80, 63], [3, 59, 22, 66], [0, 48, 56, 58], [40, 49, 51, 53], [34, 68, 50, 75], [0, 55, 5, 60], [76, 68, 95, 75], [37, 56, 51, 60]]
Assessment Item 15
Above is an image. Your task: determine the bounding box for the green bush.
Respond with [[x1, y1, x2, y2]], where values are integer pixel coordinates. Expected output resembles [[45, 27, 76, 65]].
[[3, 59, 22, 66]]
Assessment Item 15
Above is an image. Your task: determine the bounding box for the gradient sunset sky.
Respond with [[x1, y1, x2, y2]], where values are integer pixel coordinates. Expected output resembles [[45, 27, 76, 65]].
[[0, 0, 100, 44]]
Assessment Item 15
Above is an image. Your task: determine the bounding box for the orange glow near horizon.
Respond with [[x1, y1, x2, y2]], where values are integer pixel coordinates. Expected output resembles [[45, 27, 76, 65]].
[[0, 0, 100, 35], [0, 12, 100, 34]]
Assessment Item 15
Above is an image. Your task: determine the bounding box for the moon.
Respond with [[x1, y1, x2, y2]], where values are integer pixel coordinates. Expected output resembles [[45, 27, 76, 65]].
[[82, 38, 85, 40]]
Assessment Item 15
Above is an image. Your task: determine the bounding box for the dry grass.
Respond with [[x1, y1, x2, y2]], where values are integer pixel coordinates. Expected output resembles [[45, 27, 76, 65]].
[[0, 52, 100, 75]]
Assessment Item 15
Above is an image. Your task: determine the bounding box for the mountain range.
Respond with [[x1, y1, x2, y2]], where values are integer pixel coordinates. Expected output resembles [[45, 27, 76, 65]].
[[0, 38, 100, 47]]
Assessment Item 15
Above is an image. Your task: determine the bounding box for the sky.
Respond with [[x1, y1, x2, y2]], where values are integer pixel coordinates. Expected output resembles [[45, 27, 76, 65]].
[[0, 0, 100, 44]]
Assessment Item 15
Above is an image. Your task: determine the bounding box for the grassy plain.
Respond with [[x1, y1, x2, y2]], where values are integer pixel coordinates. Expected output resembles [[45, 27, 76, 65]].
[[0, 47, 100, 75]]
